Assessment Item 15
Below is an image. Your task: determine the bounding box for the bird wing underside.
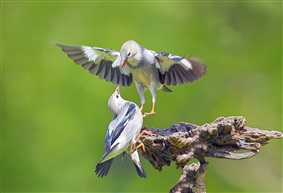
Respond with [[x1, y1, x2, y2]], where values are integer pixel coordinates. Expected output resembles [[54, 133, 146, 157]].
[[55, 42, 132, 86], [154, 52, 207, 86]]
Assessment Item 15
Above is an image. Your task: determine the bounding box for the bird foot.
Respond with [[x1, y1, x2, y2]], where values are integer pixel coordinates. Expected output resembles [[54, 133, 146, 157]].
[[139, 130, 156, 138], [132, 142, 146, 152], [142, 111, 156, 118], [132, 130, 156, 152]]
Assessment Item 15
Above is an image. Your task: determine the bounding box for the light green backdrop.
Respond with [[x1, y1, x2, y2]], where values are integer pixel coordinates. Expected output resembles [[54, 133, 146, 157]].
[[2, 1, 282, 193]]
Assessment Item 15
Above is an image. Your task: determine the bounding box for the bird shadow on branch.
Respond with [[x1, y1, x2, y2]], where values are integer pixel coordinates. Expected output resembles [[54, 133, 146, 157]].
[[139, 116, 283, 193]]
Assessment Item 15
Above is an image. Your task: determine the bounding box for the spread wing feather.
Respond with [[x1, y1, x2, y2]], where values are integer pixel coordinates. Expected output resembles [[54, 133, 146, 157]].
[[55, 42, 132, 86], [154, 52, 207, 86]]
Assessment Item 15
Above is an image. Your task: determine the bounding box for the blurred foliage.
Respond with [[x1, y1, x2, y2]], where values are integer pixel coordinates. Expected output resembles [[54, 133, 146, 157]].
[[2, 1, 282, 193]]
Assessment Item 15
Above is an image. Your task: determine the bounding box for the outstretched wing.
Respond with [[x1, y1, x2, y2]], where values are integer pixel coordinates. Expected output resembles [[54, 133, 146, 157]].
[[55, 42, 132, 87], [154, 52, 207, 86]]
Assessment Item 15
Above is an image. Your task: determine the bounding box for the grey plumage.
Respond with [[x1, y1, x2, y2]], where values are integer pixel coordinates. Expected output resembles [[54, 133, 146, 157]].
[[55, 40, 206, 116]]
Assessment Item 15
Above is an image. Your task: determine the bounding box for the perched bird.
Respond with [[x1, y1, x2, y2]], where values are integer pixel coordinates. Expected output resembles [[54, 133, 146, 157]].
[[55, 40, 207, 117], [95, 85, 146, 178]]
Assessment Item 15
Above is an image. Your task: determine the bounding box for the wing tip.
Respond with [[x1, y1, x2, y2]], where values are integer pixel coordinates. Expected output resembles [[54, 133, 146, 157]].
[[52, 41, 67, 48], [187, 56, 207, 79]]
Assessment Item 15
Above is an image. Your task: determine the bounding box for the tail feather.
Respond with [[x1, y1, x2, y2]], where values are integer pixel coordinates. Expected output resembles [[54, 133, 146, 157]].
[[133, 161, 147, 178], [130, 151, 147, 178], [161, 85, 172, 92], [95, 159, 114, 178]]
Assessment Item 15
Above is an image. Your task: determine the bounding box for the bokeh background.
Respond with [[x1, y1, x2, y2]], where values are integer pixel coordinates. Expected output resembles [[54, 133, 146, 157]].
[[2, 1, 282, 193]]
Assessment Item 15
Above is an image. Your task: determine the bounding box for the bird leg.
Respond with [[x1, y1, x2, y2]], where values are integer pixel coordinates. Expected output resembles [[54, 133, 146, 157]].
[[132, 130, 156, 152], [140, 104, 145, 112], [143, 102, 156, 118]]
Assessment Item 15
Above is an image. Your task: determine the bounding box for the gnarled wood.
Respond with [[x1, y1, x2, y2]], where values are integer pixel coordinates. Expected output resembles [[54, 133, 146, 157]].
[[139, 116, 282, 193]]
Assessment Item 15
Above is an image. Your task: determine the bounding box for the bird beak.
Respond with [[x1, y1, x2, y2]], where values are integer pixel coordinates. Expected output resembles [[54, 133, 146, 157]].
[[117, 85, 121, 94], [121, 58, 127, 70]]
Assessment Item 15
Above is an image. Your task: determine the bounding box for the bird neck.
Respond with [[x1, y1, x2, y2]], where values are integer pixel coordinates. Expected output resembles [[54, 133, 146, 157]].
[[108, 96, 127, 115]]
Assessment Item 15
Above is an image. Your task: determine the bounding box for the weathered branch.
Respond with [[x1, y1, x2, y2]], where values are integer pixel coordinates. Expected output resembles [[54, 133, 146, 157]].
[[140, 116, 282, 193]]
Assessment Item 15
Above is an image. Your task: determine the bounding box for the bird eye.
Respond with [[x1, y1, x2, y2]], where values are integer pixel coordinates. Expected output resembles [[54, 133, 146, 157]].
[[116, 95, 119, 98], [127, 52, 131, 57]]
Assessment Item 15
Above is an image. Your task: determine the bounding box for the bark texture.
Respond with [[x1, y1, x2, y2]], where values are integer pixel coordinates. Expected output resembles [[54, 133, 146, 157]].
[[139, 116, 282, 193]]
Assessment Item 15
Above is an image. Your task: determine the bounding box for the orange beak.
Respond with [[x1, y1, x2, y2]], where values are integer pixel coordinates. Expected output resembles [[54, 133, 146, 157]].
[[121, 59, 127, 70], [117, 85, 121, 94]]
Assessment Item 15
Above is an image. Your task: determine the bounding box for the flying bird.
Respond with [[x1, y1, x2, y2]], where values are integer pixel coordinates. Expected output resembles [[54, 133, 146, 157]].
[[55, 40, 207, 117], [95, 85, 147, 178]]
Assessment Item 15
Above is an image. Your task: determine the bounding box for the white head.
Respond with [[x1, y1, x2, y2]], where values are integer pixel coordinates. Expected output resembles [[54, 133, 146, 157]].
[[108, 85, 127, 115], [120, 40, 142, 69]]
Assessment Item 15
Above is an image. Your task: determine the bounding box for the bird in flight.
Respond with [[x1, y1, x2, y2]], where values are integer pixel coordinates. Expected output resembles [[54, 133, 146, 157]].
[[55, 40, 207, 117]]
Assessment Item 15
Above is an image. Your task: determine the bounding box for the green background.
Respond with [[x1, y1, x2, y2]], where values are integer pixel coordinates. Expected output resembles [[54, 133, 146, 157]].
[[2, 1, 282, 193]]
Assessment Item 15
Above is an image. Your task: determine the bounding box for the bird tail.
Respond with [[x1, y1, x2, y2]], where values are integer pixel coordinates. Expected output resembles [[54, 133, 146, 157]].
[[161, 85, 172, 92], [130, 150, 147, 178], [95, 159, 114, 178]]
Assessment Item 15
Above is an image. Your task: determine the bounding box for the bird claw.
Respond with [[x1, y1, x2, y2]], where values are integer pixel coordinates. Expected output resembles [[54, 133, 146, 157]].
[[132, 130, 156, 152], [140, 130, 156, 137], [132, 142, 146, 153], [142, 111, 156, 118]]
